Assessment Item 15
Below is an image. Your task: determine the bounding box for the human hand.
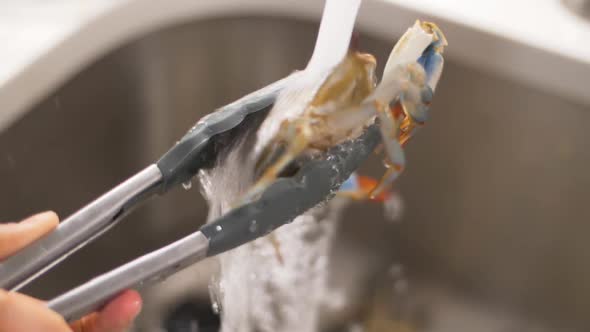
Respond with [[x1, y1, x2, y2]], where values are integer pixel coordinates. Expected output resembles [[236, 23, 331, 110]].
[[0, 211, 142, 332]]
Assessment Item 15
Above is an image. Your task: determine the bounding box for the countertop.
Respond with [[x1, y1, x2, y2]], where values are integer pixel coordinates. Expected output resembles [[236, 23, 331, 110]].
[[1, 0, 589, 132]]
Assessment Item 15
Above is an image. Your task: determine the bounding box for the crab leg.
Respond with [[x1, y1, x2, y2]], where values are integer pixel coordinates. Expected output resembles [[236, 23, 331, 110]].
[[369, 22, 446, 197], [338, 173, 396, 202], [369, 101, 407, 198], [399, 23, 447, 145], [238, 119, 311, 206]]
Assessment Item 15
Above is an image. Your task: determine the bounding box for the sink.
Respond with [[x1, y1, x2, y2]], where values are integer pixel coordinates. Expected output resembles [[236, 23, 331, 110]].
[[1, 16, 589, 331]]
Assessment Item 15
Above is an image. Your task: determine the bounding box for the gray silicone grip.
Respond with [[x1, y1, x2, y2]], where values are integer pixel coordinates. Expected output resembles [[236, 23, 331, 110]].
[[201, 124, 381, 256], [156, 73, 299, 192]]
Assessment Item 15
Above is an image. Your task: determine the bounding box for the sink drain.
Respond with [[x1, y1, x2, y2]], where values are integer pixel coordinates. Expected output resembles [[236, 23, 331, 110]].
[[163, 299, 220, 332]]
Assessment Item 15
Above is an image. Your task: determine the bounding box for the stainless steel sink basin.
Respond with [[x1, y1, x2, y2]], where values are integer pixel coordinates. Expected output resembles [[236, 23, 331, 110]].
[[1, 16, 590, 331]]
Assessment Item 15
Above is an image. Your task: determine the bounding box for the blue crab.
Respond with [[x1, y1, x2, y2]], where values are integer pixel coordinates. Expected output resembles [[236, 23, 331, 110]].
[[241, 21, 447, 205]]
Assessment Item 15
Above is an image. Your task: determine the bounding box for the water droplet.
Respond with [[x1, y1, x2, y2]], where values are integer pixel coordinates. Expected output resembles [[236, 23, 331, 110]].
[[389, 264, 404, 278], [53, 96, 61, 109], [348, 324, 363, 332], [249, 220, 258, 232], [393, 278, 409, 294], [208, 281, 223, 315], [388, 263, 409, 297], [182, 180, 192, 190], [384, 192, 404, 222], [211, 302, 220, 314], [215, 225, 222, 232]]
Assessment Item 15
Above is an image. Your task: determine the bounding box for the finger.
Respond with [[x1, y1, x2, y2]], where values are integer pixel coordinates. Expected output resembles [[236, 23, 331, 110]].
[[69, 290, 142, 332], [0, 289, 70, 332], [95, 290, 142, 332], [0, 211, 59, 260]]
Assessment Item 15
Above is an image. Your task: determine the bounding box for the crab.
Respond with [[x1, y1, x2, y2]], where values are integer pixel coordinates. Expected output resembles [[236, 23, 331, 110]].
[[239, 20, 447, 208]]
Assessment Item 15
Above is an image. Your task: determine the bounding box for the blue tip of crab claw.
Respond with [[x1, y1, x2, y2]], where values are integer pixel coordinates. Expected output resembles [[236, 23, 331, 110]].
[[417, 44, 444, 90], [339, 172, 359, 192], [421, 86, 433, 104], [413, 104, 430, 123]]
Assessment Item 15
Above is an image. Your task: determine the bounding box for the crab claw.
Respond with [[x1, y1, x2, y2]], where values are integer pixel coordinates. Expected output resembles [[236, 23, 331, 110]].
[[417, 22, 446, 92], [371, 20, 433, 105], [395, 22, 446, 124], [400, 21, 446, 124]]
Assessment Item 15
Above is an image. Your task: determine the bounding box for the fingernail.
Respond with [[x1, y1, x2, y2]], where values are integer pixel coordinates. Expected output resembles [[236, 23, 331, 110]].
[[120, 289, 142, 318], [22, 211, 58, 225], [130, 298, 142, 317], [128, 291, 142, 317]]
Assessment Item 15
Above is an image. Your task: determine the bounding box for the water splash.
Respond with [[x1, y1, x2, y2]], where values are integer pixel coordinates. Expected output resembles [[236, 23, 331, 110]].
[[208, 281, 223, 315], [383, 192, 404, 222], [249, 220, 258, 232], [212, 302, 220, 315], [182, 180, 192, 190]]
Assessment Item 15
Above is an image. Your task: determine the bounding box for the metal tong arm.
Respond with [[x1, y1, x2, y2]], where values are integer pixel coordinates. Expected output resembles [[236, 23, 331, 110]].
[[48, 123, 382, 322], [0, 166, 162, 291], [0, 75, 296, 291]]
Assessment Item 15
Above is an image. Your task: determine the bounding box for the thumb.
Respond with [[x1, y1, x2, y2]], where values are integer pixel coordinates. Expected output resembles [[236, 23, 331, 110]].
[[0, 211, 59, 260], [0, 289, 70, 332]]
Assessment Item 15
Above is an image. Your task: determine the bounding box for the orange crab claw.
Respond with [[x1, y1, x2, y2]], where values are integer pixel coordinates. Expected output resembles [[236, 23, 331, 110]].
[[357, 175, 393, 202], [390, 103, 405, 121]]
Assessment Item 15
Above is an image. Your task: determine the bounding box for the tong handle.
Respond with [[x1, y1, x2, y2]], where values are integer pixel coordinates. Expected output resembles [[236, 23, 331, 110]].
[[48, 231, 209, 321], [0, 165, 162, 291]]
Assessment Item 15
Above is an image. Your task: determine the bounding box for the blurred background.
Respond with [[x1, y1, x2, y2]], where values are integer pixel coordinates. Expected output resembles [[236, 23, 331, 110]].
[[1, 1, 590, 331]]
